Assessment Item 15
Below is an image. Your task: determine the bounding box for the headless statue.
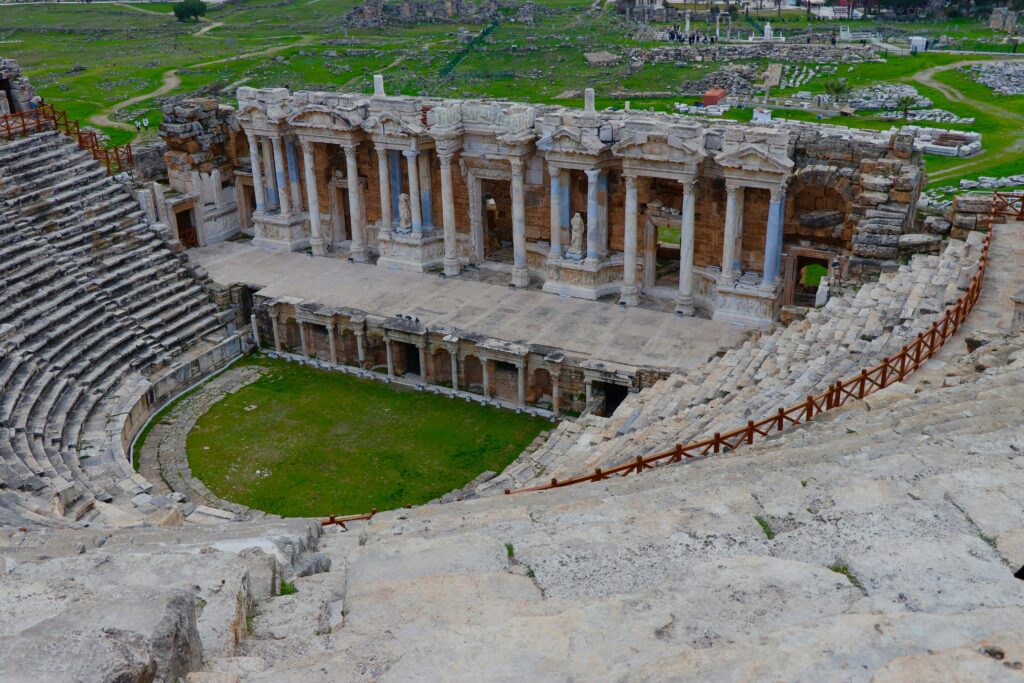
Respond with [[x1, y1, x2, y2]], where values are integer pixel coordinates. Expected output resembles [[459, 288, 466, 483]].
[[568, 212, 585, 258], [398, 193, 412, 231]]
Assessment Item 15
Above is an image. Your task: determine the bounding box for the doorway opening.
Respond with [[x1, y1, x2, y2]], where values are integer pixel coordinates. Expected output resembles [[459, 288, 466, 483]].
[[175, 208, 198, 248], [591, 381, 628, 417]]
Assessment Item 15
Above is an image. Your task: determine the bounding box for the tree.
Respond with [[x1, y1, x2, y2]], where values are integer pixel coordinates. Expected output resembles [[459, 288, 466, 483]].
[[896, 94, 916, 119], [173, 0, 207, 22], [823, 78, 852, 103]]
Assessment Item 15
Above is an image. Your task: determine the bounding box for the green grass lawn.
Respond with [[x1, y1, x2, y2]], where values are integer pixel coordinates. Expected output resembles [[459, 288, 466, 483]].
[[186, 355, 550, 517]]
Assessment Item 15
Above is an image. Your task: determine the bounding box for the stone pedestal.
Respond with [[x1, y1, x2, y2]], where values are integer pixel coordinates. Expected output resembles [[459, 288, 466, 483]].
[[252, 210, 310, 252], [712, 277, 782, 328], [376, 229, 445, 272], [542, 255, 623, 300]]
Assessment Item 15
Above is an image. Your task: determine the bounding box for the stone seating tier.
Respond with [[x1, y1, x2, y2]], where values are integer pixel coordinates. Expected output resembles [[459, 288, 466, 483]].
[[481, 234, 984, 493], [0, 131, 231, 523]]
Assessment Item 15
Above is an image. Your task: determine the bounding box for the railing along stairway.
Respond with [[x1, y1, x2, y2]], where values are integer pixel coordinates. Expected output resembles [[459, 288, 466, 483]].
[[0, 104, 134, 175]]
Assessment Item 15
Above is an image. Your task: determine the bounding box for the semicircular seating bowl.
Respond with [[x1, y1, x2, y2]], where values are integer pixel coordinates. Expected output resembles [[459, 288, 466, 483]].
[[0, 131, 232, 526]]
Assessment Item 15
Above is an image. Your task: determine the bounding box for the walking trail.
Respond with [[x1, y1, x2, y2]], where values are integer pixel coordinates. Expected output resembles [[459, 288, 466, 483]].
[[89, 35, 312, 132], [911, 57, 1024, 185]]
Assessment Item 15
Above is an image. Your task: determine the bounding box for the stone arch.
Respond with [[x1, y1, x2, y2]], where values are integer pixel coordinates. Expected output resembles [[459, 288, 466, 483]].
[[784, 167, 855, 249], [527, 367, 553, 406], [431, 347, 453, 387], [462, 354, 484, 394]]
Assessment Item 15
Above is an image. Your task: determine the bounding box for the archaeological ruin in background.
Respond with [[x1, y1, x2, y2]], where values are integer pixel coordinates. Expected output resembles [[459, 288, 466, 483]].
[[158, 79, 925, 329]]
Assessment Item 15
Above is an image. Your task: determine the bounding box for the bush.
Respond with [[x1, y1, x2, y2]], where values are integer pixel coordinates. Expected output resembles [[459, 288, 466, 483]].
[[174, 0, 207, 23]]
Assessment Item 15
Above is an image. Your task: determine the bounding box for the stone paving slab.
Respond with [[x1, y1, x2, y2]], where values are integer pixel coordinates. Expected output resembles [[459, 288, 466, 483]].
[[193, 241, 745, 372]]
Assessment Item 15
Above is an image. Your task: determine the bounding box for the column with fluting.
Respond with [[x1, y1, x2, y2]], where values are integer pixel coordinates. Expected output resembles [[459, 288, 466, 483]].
[[270, 135, 290, 215], [548, 163, 562, 261], [261, 138, 278, 209], [343, 143, 367, 262], [721, 182, 740, 283], [285, 137, 303, 210], [509, 157, 529, 287], [300, 140, 326, 256], [403, 149, 423, 234], [621, 174, 640, 306], [246, 133, 266, 212], [675, 177, 697, 316], [439, 152, 459, 276], [376, 147, 392, 237], [585, 167, 600, 262]]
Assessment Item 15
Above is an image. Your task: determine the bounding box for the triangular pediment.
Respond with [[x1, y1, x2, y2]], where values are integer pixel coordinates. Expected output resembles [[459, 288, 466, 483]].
[[612, 131, 705, 162], [715, 144, 794, 173], [363, 110, 423, 137]]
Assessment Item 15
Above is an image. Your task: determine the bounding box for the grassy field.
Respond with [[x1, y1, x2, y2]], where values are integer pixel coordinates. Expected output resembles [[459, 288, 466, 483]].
[[186, 355, 550, 517]]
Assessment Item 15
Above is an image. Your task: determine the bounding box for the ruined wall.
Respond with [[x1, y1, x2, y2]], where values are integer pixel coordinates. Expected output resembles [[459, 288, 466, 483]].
[[160, 99, 242, 193], [0, 58, 36, 116]]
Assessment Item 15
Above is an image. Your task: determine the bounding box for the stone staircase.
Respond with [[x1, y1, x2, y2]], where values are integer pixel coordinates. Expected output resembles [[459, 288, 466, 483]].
[[0, 131, 233, 526], [166, 331, 1022, 681], [481, 233, 987, 494]]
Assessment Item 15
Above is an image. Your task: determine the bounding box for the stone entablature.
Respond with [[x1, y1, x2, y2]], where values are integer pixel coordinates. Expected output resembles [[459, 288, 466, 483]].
[[229, 83, 922, 327], [255, 298, 666, 415]]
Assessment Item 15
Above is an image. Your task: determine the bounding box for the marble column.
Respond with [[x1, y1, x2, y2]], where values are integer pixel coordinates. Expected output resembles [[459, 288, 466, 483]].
[[676, 178, 697, 316], [343, 143, 367, 262], [270, 135, 290, 216], [509, 157, 529, 287], [584, 378, 592, 405], [385, 336, 394, 376], [250, 314, 260, 348], [548, 164, 562, 261], [418, 345, 427, 380], [403, 149, 423, 234], [298, 321, 309, 356], [376, 147, 392, 236], [585, 168, 601, 262], [272, 317, 282, 352], [621, 174, 640, 306], [721, 183, 741, 283], [261, 138, 278, 209], [246, 133, 266, 212], [286, 138, 303, 211], [762, 185, 785, 286], [450, 350, 459, 391], [418, 152, 434, 229], [389, 150, 403, 222], [597, 171, 609, 257], [354, 329, 366, 364], [482, 359, 491, 399], [467, 173, 484, 263], [517, 361, 526, 407], [560, 169, 571, 232], [300, 140, 326, 256], [327, 323, 338, 365], [439, 152, 459, 276], [551, 372, 560, 414]]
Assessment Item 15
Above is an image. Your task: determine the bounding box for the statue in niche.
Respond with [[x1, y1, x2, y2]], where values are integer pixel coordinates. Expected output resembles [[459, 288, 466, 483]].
[[567, 212, 585, 259], [398, 193, 412, 231]]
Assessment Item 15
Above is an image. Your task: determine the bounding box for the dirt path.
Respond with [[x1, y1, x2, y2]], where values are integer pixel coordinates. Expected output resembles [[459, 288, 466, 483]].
[[113, 2, 170, 15], [89, 36, 312, 132], [910, 58, 1024, 184], [194, 20, 225, 37]]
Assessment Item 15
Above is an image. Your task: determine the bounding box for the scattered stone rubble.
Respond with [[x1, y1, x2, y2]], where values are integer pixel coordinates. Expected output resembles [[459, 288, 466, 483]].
[[960, 61, 1024, 96], [879, 108, 974, 125], [626, 43, 879, 67], [683, 63, 761, 95], [900, 125, 982, 157], [848, 84, 930, 111], [960, 174, 1024, 191]]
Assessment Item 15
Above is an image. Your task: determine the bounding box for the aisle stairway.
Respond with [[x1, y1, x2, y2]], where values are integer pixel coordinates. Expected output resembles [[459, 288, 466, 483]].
[[482, 233, 987, 493], [0, 131, 233, 525]]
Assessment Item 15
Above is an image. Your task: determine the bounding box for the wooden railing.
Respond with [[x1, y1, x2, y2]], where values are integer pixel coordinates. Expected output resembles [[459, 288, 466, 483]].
[[319, 192, 1012, 523], [0, 104, 134, 175]]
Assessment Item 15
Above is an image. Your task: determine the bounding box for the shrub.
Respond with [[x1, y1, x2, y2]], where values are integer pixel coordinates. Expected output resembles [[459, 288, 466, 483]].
[[174, 0, 207, 23]]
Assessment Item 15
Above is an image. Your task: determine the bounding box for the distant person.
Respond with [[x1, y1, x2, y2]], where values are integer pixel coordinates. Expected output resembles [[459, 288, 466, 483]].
[[134, 119, 141, 131], [142, 116, 150, 130]]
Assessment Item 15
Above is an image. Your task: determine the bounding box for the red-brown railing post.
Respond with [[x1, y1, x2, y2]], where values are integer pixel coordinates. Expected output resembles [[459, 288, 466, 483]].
[[746, 420, 755, 445], [713, 432, 721, 453], [880, 357, 890, 388], [805, 395, 814, 421], [776, 407, 785, 431], [857, 369, 868, 399]]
